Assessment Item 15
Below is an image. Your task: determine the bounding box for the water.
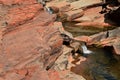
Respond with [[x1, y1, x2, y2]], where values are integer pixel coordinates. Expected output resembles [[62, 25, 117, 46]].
[[71, 47, 120, 80], [81, 43, 92, 54], [45, 7, 53, 14], [62, 21, 120, 80], [62, 21, 115, 37]]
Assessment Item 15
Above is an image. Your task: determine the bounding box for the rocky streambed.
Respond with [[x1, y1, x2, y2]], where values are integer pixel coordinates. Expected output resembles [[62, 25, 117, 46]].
[[0, 0, 120, 80], [45, 0, 120, 80]]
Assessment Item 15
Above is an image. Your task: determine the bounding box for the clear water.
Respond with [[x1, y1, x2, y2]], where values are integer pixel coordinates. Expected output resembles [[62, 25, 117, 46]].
[[71, 47, 120, 80], [62, 21, 115, 37], [62, 21, 120, 80], [81, 43, 92, 54]]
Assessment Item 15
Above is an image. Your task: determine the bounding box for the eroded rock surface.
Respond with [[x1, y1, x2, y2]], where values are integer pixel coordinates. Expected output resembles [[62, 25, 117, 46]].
[[75, 27, 120, 55], [0, 0, 63, 80]]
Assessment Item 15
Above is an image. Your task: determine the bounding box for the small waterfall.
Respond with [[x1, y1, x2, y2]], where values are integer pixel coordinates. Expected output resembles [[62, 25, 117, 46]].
[[81, 43, 92, 54], [45, 7, 53, 14]]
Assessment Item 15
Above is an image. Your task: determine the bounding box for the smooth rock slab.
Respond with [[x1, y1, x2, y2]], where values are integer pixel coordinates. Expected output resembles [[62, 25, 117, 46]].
[[0, 1, 63, 80], [65, 9, 84, 21], [71, 0, 102, 10]]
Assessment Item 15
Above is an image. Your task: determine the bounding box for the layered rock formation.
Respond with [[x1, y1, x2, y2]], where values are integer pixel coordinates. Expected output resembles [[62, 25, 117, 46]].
[[0, 0, 63, 80]]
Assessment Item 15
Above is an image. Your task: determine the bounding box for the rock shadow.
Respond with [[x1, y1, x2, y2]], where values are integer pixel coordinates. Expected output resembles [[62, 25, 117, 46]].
[[104, 7, 120, 26]]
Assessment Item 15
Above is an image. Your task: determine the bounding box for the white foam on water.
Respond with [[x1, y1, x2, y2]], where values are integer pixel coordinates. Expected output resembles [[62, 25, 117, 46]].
[[81, 43, 92, 54]]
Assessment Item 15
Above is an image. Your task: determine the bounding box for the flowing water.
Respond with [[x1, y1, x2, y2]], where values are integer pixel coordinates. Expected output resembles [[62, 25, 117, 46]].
[[71, 46, 120, 80], [81, 43, 92, 54], [63, 22, 120, 80]]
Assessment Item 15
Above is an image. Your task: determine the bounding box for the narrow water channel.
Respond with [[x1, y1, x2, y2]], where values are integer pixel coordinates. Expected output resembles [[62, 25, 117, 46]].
[[63, 22, 120, 80], [71, 47, 120, 80]]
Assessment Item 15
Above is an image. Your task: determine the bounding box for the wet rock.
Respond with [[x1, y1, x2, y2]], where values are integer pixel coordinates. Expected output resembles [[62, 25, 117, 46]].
[[48, 6, 59, 13], [85, 27, 120, 55], [87, 31, 109, 45]]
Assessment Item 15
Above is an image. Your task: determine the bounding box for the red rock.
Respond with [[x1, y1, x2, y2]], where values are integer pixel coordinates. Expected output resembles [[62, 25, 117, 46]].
[[74, 36, 91, 43], [0, 1, 63, 80], [65, 9, 84, 21], [74, 7, 111, 28], [0, 77, 4, 80], [2, 16, 62, 70], [48, 70, 61, 80], [6, 4, 43, 27], [5, 72, 25, 80], [46, 1, 70, 12], [0, 0, 37, 5], [75, 22, 111, 28], [86, 27, 120, 55], [16, 69, 28, 75]]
